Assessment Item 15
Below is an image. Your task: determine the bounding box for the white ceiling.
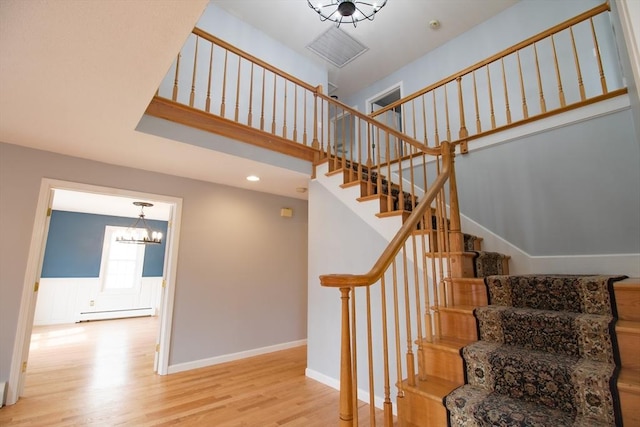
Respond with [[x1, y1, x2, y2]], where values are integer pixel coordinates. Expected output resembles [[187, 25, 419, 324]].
[[0, 0, 516, 216], [211, 0, 518, 98]]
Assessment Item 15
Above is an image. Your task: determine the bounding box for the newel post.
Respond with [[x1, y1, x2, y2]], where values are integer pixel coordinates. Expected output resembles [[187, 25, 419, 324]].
[[338, 287, 354, 426], [444, 142, 470, 277]]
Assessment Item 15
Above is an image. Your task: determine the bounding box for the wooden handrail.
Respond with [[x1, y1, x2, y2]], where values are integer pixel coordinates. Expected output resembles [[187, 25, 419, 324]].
[[320, 141, 454, 289], [371, 2, 611, 118], [317, 92, 441, 157], [192, 27, 319, 94]]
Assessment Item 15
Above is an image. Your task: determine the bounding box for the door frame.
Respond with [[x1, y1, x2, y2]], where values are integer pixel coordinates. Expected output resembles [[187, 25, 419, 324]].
[[366, 82, 403, 163], [6, 178, 183, 405]]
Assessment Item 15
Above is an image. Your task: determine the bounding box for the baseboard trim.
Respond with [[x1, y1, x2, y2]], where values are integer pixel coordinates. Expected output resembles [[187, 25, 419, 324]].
[[167, 339, 307, 374], [305, 368, 393, 414]]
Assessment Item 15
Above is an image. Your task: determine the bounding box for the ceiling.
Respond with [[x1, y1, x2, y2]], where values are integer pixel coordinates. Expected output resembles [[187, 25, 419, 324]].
[[0, 0, 516, 216], [211, 0, 518, 98]]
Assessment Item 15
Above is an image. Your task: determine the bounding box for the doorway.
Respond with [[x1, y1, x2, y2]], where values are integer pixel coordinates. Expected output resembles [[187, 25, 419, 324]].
[[368, 84, 402, 163], [6, 179, 182, 405]]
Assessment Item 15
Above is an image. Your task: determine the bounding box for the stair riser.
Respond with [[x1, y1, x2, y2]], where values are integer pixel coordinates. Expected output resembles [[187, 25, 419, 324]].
[[439, 311, 477, 341], [614, 284, 640, 322], [449, 254, 476, 278], [397, 392, 447, 427], [420, 347, 465, 384], [448, 283, 488, 306], [617, 329, 640, 370], [620, 389, 640, 426]]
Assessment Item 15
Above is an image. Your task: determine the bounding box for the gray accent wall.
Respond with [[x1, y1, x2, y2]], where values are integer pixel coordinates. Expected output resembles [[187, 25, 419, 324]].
[[0, 142, 308, 382]]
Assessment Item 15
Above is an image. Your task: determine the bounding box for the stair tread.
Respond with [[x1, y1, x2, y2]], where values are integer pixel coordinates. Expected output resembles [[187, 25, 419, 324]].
[[617, 319, 640, 333], [614, 277, 640, 289], [439, 304, 477, 314], [445, 277, 486, 285], [339, 180, 361, 189], [376, 210, 411, 218], [421, 336, 475, 351], [400, 375, 460, 400], [618, 367, 640, 393]]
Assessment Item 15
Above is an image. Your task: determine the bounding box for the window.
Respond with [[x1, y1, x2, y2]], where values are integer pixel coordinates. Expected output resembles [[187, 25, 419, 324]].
[[99, 226, 145, 293]]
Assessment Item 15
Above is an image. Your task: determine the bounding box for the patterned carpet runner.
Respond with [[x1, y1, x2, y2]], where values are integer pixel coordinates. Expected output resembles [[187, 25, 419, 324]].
[[445, 275, 625, 426]]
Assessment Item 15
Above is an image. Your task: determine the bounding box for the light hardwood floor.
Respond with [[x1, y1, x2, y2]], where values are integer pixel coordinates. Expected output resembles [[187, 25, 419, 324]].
[[0, 317, 383, 426]]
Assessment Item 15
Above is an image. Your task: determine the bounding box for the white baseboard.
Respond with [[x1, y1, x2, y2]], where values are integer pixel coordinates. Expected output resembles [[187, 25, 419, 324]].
[[167, 339, 307, 374], [76, 307, 155, 322], [0, 381, 5, 407], [305, 368, 393, 414]]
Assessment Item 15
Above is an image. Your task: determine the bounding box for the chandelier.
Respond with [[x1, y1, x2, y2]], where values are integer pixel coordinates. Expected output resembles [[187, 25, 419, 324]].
[[307, 0, 387, 27], [116, 202, 163, 244]]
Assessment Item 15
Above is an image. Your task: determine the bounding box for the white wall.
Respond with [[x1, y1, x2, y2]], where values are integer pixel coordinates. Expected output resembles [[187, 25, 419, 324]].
[[34, 277, 163, 325], [0, 142, 308, 383]]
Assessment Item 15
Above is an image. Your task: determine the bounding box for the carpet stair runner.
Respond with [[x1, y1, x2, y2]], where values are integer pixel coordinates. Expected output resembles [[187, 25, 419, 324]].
[[445, 275, 626, 426]]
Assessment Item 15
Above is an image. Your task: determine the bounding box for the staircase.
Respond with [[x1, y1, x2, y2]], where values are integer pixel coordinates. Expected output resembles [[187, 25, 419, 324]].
[[315, 155, 640, 426]]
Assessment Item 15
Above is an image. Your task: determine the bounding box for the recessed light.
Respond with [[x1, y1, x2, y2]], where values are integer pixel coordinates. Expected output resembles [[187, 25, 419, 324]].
[[246, 175, 260, 182]]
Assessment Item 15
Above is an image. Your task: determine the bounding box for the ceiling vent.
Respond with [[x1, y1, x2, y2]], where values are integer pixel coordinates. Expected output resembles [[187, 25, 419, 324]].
[[306, 27, 369, 68]]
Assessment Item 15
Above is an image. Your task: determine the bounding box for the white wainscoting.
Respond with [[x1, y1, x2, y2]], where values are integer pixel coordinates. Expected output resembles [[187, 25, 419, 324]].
[[34, 277, 163, 325]]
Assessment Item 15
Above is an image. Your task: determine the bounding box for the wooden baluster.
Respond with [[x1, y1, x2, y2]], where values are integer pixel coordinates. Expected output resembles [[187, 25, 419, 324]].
[[247, 64, 254, 126], [421, 95, 429, 146], [312, 89, 319, 149], [189, 36, 199, 108], [457, 76, 468, 139], [432, 91, 440, 145], [282, 81, 288, 138], [379, 275, 394, 427], [551, 35, 566, 107], [365, 287, 375, 426], [338, 287, 354, 427], [172, 52, 181, 102], [260, 69, 266, 131], [349, 113, 354, 182], [486, 65, 496, 129], [444, 84, 451, 141], [303, 90, 308, 145], [570, 27, 586, 101], [206, 43, 214, 113], [234, 57, 241, 122], [516, 51, 528, 119], [402, 245, 416, 386], [445, 140, 463, 255], [220, 50, 228, 117], [293, 86, 298, 142], [501, 58, 512, 124], [533, 43, 547, 113], [350, 289, 358, 427], [271, 75, 277, 134], [590, 17, 607, 94], [385, 132, 393, 213], [472, 71, 482, 133], [365, 123, 372, 195], [356, 117, 362, 182], [391, 259, 404, 400]]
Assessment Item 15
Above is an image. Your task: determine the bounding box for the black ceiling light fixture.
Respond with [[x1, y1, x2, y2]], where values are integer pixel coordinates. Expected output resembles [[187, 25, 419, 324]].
[[115, 202, 163, 245], [307, 0, 387, 28]]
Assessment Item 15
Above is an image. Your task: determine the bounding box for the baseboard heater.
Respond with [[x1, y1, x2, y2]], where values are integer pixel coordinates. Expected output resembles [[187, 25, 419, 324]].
[[77, 307, 155, 322]]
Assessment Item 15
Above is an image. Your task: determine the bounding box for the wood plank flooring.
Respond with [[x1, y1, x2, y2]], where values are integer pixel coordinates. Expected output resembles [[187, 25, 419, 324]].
[[0, 317, 384, 426]]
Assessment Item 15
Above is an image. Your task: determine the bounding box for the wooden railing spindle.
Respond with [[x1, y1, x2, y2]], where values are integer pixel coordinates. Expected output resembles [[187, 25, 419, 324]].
[[220, 50, 228, 117], [472, 71, 482, 133], [533, 43, 547, 113], [189, 36, 199, 108], [550, 35, 566, 107], [338, 287, 354, 427], [501, 58, 512, 124], [172, 52, 181, 102], [590, 17, 608, 94], [206, 43, 214, 113], [516, 51, 528, 119], [271, 74, 277, 134], [247, 63, 254, 126], [570, 27, 587, 101], [234, 57, 241, 122]]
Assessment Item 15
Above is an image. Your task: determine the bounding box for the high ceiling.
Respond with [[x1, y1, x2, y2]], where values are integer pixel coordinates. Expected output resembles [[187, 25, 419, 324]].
[[211, 0, 518, 98], [0, 0, 517, 214]]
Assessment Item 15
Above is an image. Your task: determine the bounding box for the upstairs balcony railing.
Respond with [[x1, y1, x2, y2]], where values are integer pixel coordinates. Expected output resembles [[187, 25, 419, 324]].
[[370, 2, 626, 154]]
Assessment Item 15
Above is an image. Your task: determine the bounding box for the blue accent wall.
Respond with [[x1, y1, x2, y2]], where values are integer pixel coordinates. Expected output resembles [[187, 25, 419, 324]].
[[41, 210, 168, 278]]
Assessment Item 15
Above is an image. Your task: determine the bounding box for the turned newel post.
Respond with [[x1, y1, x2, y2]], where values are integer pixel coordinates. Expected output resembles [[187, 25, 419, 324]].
[[338, 287, 354, 426], [444, 142, 469, 277]]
